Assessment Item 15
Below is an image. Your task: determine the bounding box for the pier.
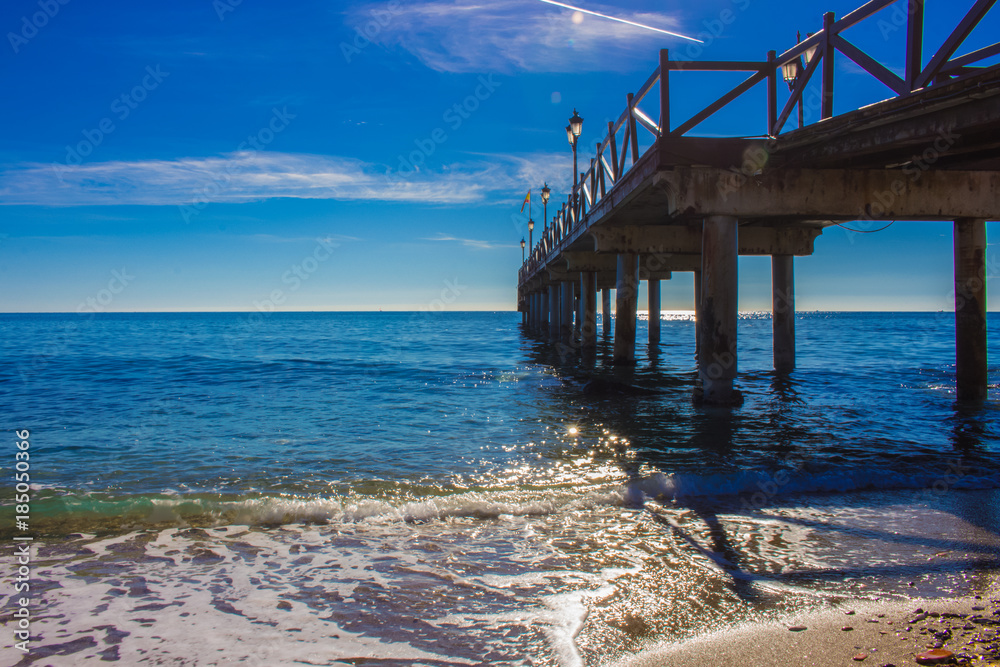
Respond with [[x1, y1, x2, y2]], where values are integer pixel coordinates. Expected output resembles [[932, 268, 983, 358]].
[[517, 0, 999, 404]]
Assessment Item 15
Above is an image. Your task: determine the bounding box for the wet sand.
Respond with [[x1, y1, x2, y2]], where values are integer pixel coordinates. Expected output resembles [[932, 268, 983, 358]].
[[615, 584, 1000, 667]]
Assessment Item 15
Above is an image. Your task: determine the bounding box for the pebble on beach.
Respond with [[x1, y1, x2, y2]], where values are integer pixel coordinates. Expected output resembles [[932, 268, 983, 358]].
[[914, 648, 954, 664]]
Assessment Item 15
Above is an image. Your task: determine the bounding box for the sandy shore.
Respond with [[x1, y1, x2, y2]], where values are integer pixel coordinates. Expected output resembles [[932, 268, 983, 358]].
[[614, 586, 1000, 667]]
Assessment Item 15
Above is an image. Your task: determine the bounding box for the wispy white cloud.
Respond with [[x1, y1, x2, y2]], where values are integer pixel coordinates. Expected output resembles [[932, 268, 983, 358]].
[[240, 233, 362, 244], [357, 0, 689, 73], [421, 233, 515, 250], [0, 151, 571, 207]]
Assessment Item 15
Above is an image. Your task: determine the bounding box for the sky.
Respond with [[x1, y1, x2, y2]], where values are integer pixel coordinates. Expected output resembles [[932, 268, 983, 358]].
[[0, 0, 997, 313]]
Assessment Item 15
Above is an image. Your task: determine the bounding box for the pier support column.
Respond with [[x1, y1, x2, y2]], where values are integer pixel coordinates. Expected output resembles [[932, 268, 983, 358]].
[[614, 254, 639, 365], [771, 254, 795, 373], [693, 270, 702, 359], [548, 284, 560, 339], [581, 272, 597, 349], [560, 281, 574, 343], [575, 289, 583, 336], [648, 279, 661, 344], [540, 290, 548, 333], [954, 218, 988, 401], [602, 289, 612, 336], [698, 216, 740, 404]]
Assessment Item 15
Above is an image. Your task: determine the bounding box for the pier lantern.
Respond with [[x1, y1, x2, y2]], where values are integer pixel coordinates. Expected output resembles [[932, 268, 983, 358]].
[[541, 183, 551, 229], [520, 237, 525, 261], [569, 109, 583, 138], [782, 58, 800, 87], [803, 32, 817, 67], [528, 217, 534, 249]]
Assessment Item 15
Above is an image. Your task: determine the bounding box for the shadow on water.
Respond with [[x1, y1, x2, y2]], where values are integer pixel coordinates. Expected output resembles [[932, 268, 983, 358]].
[[518, 321, 1000, 600]]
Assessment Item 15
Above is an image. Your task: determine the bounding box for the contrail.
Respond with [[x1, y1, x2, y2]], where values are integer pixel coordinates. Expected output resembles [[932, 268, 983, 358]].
[[537, 0, 703, 43]]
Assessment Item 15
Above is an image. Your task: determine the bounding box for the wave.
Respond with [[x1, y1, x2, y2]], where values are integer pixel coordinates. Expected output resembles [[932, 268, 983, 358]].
[[4, 461, 997, 538], [641, 464, 998, 502]]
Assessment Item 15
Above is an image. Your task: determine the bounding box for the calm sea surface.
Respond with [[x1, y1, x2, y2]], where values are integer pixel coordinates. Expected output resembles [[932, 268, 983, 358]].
[[1, 311, 999, 666]]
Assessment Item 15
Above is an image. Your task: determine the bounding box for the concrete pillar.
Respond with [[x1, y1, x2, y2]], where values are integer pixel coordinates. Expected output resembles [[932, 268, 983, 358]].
[[549, 284, 560, 339], [771, 254, 795, 373], [581, 272, 598, 349], [648, 279, 661, 343], [575, 289, 583, 336], [698, 216, 740, 404], [614, 253, 639, 365], [560, 281, 574, 342], [693, 270, 702, 359], [954, 218, 988, 401], [602, 289, 612, 336], [541, 289, 549, 334]]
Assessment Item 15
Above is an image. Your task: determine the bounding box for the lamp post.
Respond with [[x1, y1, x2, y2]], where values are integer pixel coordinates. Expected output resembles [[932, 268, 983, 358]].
[[567, 109, 583, 217], [782, 32, 815, 128], [541, 183, 551, 230], [528, 217, 534, 250], [521, 237, 525, 262]]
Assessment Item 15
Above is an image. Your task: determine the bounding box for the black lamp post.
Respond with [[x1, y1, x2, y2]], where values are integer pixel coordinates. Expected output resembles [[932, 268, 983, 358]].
[[521, 237, 525, 262], [567, 109, 583, 216], [541, 182, 551, 230], [528, 217, 534, 250]]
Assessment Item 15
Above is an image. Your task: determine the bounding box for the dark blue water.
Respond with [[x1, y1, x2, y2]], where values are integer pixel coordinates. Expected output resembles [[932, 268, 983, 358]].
[[1, 311, 998, 665]]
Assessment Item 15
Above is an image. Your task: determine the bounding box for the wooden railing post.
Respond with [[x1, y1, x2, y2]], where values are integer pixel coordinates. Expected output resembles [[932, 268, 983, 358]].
[[822, 12, 835, 119], [607, 121, 618, 182], [905, 0, 924, 91], [659, 49, 670, 136], [590, 159, 601, 208], [767, 49, 777, 135], [627, 92, 639, 165], [598, 142, 606, 197]]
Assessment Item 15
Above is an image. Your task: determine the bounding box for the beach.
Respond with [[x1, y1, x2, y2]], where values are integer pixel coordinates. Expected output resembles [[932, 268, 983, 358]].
[[620, 589, 1000, 666], [2, 311, 998, 665]]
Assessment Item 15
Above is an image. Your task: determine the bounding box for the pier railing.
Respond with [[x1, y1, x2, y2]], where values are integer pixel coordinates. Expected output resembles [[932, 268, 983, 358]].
[[519, 0, 1000, 287]]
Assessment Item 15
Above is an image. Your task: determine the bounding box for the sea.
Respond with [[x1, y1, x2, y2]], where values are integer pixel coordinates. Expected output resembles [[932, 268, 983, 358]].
[[1, 310, 999, 666]]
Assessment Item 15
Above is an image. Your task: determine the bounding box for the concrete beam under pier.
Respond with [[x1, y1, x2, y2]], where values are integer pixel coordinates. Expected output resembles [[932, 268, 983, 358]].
[[590, 226, 820, 257], [698, 216, 741, 405], [659, 167, 1000, 221], [614, 254, 639, 365], [954, 218, 988, 401]]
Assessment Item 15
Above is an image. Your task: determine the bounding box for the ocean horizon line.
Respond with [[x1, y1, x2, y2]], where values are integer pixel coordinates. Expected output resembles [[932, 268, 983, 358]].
[[1, 308, 993, 315]]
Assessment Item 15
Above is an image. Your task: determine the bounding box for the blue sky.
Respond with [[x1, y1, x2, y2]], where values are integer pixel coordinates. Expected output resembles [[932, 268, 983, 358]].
[[0, 0, 997, 312]]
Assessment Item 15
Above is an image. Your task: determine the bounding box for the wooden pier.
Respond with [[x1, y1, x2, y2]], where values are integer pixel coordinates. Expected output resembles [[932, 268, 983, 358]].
[[517, 0, 1000, 404]]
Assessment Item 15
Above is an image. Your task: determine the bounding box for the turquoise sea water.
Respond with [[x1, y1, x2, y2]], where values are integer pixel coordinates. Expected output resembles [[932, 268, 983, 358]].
[[1, 311, 999, 665]]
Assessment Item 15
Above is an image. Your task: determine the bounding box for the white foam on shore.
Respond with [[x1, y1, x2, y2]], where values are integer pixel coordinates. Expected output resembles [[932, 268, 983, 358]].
[[20, 487, 1000, 666]]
